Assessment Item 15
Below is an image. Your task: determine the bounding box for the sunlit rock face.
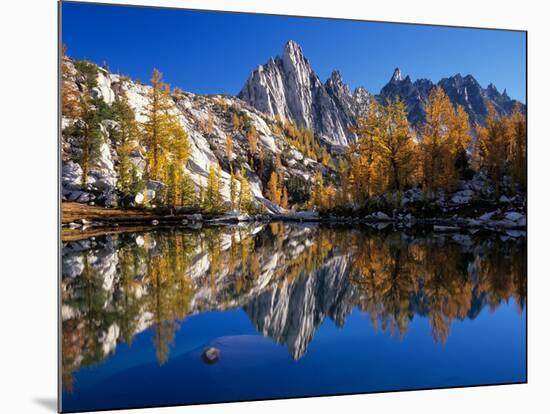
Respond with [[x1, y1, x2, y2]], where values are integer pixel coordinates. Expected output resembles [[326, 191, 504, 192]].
[[61, 42, 524, 208], [239, 41, 369, 147], [61, 54, 334, 208], [239, 41, 524, 145]]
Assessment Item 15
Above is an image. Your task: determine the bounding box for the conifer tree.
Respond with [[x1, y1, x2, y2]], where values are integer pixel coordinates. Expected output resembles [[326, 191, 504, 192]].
[[179, 171, 196, 207], [449, 105, 472, 181], [507, 103, 526, 191], [111, 94, 139, 198], [247, 125, 258, 155], [475, 103, 508, 196], [281, 186, 289, 209], [267, 171, 281, 205], [207, 112, 214, 135], [61, 46, 82, 119], [311, 171, 325, 209], [375, 97, 417, 192], [420, 87, 457, 195], [168, 120, 191, 206], [165, 162, 178, 206], [129, 164, 145, 198], [77, 93, 104, 187], [351, 99, 383, 201], [202, 165, 224, 213], [232, 113, 241, 132], [337, 159, 350, 206], [143, 69, 174, 181], [225, 134, 234, 161], [229, 166, 238, 211], [238, 166, 253, 213]]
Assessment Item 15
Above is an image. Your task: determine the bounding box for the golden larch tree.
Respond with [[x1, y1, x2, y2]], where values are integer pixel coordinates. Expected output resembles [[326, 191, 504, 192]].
[[143, 69, 173, 180], [474, 103, 509, 196], [375, 97, 417, 192], [247, 125, 258, 156], [267, 171, 281, 205]]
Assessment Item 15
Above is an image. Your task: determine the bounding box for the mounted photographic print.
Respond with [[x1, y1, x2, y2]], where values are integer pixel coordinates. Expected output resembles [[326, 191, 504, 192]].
[[59, 1, 527, 412]]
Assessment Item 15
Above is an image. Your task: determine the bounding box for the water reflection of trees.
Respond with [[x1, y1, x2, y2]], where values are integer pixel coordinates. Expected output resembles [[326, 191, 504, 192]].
[[348, 233, 526, 343], [61, 225, 525, 392]]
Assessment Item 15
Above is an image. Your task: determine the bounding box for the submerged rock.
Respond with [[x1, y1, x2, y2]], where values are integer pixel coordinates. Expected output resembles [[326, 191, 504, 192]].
[[201, 347, 220, 364]]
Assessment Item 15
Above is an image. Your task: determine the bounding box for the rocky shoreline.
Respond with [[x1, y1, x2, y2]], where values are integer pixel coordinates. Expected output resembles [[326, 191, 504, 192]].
[[62, 201, 526, 242]]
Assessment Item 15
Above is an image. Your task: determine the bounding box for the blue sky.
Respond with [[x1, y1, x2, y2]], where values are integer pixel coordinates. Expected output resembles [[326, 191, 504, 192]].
[[61, 2, 526, 102]]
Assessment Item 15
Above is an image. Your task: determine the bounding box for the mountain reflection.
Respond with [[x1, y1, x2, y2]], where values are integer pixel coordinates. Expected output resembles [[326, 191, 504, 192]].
[[61, 224, 526, 392]]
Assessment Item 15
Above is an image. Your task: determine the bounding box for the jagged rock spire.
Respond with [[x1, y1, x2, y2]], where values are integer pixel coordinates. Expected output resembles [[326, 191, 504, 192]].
[[238, 40, 366, 146], [391, 67, 403, 82]]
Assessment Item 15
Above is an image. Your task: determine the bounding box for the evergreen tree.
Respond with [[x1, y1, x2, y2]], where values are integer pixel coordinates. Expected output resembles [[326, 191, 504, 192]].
[[111, 94, 139, 198], [179, 171, 196, 207], [129, 164, 145, 199], [77, 94, 104, 187]]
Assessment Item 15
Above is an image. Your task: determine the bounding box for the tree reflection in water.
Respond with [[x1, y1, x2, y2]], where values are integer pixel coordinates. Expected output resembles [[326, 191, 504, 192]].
[[61, 224, 526, 392]]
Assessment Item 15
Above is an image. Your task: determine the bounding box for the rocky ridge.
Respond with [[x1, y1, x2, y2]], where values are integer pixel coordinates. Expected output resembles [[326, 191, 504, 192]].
[[240, 41, 525, 142], [61, 56, 335, 210]]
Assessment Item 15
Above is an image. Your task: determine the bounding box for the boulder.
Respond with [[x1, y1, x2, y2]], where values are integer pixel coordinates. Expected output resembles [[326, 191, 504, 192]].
[[183, 213, 203, 222], [134, 192, 144, 205], [478, 211, 498, 221], [504, 211, 526, 227], [201, 347, 220, 364], [62, 161, 83, 190], [450, 189, 473, 205], [206, 212, 251, 223], [284, 210, 320, 221]]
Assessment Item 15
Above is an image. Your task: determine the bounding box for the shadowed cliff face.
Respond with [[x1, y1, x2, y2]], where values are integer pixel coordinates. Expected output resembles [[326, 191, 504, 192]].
[[61, 224, 525, 391]]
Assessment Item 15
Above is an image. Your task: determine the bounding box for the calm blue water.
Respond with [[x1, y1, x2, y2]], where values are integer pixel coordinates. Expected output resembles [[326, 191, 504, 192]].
[[61, 225, 526, 412]]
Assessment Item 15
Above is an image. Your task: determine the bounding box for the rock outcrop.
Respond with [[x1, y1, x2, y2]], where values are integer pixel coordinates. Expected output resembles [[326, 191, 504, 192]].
[[61, 55, 333, 208], [239, 41, 370, 148], [240, 41, 524, 139], [379, 69, 525, 128]]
